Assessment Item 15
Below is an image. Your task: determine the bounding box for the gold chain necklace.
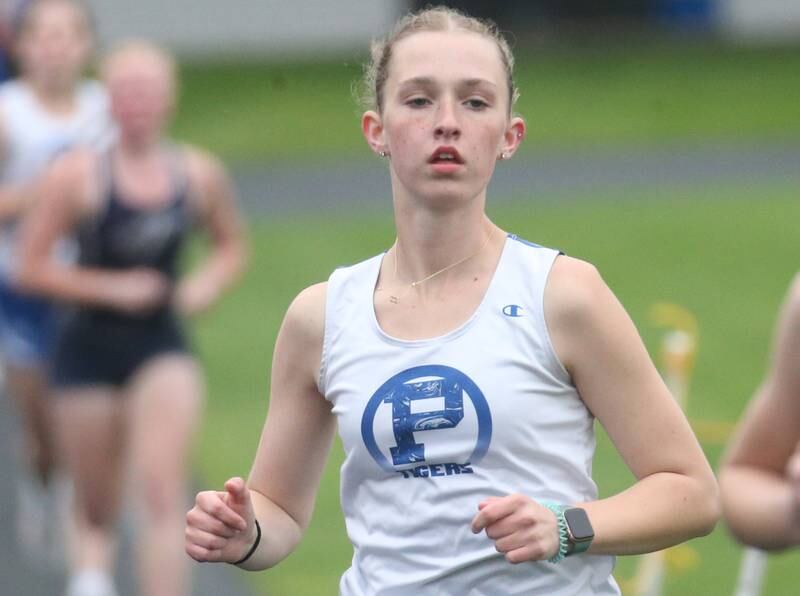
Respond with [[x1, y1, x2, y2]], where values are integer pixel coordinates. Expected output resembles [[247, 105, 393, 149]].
[[389, 228, 493, 304]]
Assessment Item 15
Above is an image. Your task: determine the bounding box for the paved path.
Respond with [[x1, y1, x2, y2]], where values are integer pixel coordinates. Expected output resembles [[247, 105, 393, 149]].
[[233, 142, 800, 215], [0, 390, 255, 596]]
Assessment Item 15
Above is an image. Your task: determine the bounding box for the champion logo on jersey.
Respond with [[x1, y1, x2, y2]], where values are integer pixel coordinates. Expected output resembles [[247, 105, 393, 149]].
[[502, 304, 524, 317], [361, 365, 492, 479]]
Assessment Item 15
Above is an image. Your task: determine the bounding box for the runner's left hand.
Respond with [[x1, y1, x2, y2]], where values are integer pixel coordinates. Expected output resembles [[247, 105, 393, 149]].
[[470, 494, 560, 563], [175, 276, 219, 316]]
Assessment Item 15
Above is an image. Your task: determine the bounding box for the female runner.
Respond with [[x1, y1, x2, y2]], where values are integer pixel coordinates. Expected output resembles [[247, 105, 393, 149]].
[[0, 0, 111, 559], [18, 40, 247, 596], [186, 7, 718, 595]]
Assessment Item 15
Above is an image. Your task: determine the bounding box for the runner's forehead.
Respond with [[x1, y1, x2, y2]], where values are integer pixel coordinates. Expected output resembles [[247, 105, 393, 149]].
[[22, 1, 89, 34], [387, 30, 507, 92], [104, 52, 173, 84]]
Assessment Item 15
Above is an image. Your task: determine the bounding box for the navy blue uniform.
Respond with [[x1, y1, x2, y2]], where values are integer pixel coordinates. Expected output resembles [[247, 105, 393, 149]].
[[52, 149, 194, 389]]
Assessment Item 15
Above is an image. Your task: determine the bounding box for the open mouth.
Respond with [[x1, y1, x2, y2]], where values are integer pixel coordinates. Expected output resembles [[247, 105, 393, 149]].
[[428, 147, 464, 165]]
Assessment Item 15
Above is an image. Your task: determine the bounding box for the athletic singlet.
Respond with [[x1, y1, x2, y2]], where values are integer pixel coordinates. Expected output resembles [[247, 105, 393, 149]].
[[0, 79, 113, 275], [74, 148, 193, 319], [50, 149, 194, 389], [320, 235, 620, 596]]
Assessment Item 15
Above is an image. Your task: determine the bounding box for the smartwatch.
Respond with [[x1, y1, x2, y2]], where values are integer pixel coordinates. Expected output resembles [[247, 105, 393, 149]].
[[563, 507, 594, 555]]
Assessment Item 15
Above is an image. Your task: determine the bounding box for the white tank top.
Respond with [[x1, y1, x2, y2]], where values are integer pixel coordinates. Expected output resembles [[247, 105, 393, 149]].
[[320, 234, 621, 596], [0, 79, 114, 275]]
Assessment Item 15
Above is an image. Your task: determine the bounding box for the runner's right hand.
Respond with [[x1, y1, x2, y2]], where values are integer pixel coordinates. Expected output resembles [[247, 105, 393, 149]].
[[185, 477, 258, 564]]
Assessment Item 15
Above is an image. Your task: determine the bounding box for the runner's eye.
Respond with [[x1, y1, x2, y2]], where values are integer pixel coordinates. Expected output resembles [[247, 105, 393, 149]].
[[465, 98, 489, 110], [406, 97, 431, 108]]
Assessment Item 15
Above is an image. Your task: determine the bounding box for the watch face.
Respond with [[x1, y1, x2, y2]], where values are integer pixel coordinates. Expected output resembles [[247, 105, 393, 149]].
[[564, 508, 594, 541]]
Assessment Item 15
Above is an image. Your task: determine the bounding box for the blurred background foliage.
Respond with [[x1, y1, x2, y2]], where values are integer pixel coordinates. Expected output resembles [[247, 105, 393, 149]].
[[172, 46, 800, 160]]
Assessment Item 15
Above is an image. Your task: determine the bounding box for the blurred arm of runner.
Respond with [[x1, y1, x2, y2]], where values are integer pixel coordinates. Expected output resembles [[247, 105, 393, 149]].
[[175, 146, 248, 316], [0, 110, 40, 222], [719, 274, 800, 550], [186, 282, 336, 569], [472, 256, 720, 561], [0, 180, 39, 221], [16, 149, 171, 312]]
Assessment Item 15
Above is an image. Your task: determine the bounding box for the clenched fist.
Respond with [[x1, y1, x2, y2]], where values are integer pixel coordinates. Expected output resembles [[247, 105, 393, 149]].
[[471, 494, 560, 564], [185, 477, 258, 564]]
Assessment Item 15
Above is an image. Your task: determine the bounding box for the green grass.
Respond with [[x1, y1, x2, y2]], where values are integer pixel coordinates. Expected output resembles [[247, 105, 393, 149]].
[[190, 178, 800, 594], [172, 45, 800, 160]]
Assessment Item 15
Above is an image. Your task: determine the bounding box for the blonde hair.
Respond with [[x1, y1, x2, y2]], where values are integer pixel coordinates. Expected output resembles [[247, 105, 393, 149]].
[[360, 6, 519, 114], [100, 39, 177, 87]]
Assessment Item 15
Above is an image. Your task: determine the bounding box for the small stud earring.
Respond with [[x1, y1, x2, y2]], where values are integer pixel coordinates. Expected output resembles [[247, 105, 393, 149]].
[[379, 150, 389, 158], [499, 152, 509, 160]]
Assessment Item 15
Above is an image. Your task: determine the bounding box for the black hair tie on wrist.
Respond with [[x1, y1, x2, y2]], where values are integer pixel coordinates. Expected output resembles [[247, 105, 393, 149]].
[[232, 519, 261, 566]]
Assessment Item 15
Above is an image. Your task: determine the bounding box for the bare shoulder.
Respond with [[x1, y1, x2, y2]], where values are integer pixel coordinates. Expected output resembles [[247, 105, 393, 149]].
[[183, 143, 228, 188], [544, 255, 636, 374], [288, 282, 327, 313], [282, 282, 328, 346], [545, 255, 611, 326], [183, 144, 226, 180], [271, 282, 329, 387], [178, 144, 234, 217]]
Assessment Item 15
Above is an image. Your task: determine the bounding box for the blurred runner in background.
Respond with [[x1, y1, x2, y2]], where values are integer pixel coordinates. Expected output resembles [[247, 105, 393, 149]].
[[0, 0, 112, 564], [17, 40, 248, 596], [721, 276, 800, 551]]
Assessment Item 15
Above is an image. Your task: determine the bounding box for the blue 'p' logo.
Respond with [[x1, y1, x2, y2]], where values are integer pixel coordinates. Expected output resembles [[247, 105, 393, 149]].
[[361, 365, 492, 473]]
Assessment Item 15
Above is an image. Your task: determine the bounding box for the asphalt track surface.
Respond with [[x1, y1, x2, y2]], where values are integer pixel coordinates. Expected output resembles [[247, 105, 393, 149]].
[[2, 142, 798, 595], [234, 142, 800, 215], [0, 388, 255, 596]]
